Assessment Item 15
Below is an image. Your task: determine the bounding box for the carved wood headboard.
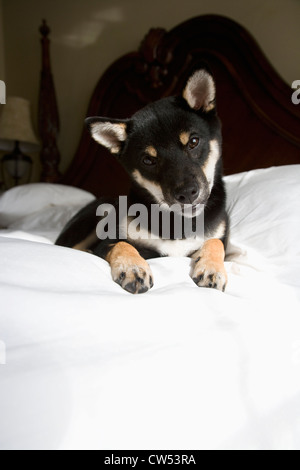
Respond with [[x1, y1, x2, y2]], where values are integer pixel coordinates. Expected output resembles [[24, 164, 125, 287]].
[[38, 15, 300, 197]]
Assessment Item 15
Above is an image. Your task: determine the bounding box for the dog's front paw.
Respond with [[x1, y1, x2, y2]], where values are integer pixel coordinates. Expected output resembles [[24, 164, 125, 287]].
[[191, 239, 227, 292], [113, 263, 154, 294], [192, 260, 227, 292], [107, 242, 154, 294]]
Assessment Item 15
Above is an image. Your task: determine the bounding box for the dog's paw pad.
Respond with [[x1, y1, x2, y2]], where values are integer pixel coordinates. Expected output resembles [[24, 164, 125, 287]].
[[116, 272, 126, 285], [192, 262, 227, 292], [113, 265, 154, 294]]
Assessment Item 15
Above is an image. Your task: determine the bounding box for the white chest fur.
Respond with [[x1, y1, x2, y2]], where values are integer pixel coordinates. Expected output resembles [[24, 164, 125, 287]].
[[126, 223, 204, 257], [141, 236, 205, 257]]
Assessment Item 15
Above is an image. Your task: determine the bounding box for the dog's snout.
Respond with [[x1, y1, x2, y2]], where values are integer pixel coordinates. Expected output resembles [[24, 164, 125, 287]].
[[174, 184, 199, 205]]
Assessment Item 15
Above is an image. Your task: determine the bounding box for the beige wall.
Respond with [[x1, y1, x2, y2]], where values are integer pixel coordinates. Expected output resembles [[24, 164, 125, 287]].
[[0, 0, 5, 79], [0, 0, 5, 182], [2, 0, 300, 178]]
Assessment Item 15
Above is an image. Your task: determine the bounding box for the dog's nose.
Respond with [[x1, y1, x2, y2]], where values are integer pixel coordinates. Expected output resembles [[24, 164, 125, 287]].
[[174, 184, 199, 204]]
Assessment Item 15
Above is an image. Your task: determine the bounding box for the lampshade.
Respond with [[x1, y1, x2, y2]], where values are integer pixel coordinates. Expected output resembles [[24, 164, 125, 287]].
[[0, 97, 40, 152]]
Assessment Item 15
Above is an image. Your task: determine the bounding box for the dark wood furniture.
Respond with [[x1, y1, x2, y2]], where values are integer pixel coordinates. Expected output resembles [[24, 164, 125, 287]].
[[38, 20, 61, 183], [38, 15, 300, 197]]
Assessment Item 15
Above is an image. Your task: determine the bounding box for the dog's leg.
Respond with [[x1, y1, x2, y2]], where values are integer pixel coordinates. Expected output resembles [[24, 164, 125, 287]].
[[106, 242, 154, 294], [191, 239, 227, 292]]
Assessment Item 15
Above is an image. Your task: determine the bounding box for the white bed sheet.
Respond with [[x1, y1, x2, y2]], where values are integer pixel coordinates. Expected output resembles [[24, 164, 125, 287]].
[[1, 166, 300, 450]]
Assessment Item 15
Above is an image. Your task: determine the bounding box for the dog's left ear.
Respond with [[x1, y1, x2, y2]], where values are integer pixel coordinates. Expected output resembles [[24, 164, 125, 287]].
[[183, 70, 216, 112], [85, 117, 129, 154]]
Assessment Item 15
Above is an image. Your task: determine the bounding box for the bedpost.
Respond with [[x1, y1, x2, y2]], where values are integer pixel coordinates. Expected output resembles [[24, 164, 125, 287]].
[[38, 19, 61, 183]]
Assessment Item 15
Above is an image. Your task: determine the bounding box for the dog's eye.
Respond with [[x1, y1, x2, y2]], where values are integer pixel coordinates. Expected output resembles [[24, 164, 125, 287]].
[[188, 137, 200, 150], [143, 156, 157, 166]]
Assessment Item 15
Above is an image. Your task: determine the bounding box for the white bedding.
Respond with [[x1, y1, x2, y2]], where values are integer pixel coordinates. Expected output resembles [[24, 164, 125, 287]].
[[1, 166, 300, 450]]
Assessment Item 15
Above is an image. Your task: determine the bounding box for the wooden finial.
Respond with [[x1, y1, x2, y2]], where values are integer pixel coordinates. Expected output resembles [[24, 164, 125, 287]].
[[40, 19, 50, 38], [38, 19, 61, 182]]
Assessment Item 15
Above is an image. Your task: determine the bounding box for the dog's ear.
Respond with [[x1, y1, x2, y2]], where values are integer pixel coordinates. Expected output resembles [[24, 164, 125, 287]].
[[183, 70, 216, 112], [85, 117, 128, 154]]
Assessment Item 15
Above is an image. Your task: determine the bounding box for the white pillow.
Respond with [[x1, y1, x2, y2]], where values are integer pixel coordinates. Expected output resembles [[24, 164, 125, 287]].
[[0, 183, 95, 227], [224, 165, 300, 260], [8, 204, 84, 233]]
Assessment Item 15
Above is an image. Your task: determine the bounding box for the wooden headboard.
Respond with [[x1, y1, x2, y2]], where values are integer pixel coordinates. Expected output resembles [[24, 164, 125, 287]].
[[39, 15, 300, 197]]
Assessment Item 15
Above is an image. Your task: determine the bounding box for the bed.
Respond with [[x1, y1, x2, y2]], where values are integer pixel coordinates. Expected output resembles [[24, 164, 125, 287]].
[[0, 15, 300, 451]]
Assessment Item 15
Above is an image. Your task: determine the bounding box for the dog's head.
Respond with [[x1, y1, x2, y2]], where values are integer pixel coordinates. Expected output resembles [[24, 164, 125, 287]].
[[86, 70, 222, 213]]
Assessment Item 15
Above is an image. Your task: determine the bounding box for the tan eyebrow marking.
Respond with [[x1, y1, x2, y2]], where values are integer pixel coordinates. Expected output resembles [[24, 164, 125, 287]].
[[145, 146, 158, 158], [179, 132, 190, 146]]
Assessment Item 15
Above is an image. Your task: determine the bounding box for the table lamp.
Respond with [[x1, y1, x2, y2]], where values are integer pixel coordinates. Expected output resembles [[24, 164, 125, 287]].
[[0, 97, 40, 189]]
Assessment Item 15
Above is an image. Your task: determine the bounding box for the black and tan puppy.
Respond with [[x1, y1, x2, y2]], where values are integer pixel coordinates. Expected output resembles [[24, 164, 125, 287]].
[[56, 70, 228, 294]]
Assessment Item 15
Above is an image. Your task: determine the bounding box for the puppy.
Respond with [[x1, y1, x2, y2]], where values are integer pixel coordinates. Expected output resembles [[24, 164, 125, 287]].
[[56, 70, 228, 294]]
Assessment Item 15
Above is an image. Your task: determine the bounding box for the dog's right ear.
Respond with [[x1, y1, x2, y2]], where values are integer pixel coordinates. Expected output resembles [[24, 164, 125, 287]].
[[183, 70, 216, 112], [85, 117, 129, 154]]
